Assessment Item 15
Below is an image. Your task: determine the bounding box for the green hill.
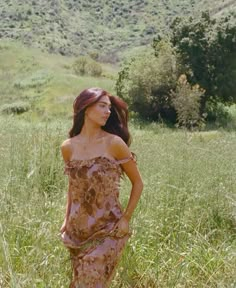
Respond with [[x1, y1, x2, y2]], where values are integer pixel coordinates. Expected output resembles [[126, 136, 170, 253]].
[[0, 40, 117, 119], [0, 0, 235, 62]]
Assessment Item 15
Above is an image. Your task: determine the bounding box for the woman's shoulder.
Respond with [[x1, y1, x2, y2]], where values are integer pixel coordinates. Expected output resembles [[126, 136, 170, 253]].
[[104, 133, 127, 149], [61, 138, 73, 162], [106, 134, 130, 159], [61, 138, 73, 149]]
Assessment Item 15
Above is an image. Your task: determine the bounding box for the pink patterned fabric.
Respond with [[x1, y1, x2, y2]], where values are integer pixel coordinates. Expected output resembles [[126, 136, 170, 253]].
[[61, 156, 133, 287]]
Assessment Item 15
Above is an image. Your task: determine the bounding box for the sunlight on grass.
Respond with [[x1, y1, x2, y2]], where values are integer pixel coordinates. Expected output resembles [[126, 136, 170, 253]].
[[0, 116, 235, 287]]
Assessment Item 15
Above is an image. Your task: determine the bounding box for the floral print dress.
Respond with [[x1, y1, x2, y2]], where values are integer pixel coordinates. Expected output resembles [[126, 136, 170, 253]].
[[61, 155, 133, 288]]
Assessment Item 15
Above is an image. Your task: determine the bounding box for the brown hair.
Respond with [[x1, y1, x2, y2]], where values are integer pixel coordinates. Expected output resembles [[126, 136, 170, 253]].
[[69, 88, 131, 146]]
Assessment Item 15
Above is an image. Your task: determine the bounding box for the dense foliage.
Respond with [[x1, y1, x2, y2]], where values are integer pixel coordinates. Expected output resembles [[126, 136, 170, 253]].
[[116, 12, 236, 128], [169, 12, 236, 107], [116, 42, 178, 122]]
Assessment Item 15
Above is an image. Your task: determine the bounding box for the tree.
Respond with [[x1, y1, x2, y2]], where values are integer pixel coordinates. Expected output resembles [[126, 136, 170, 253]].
[[168, 12, 236, 110], [116, 42, 178, 121]]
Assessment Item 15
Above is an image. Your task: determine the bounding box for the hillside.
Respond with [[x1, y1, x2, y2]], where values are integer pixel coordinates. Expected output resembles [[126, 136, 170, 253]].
[[0, 40, 117, 119], [197, 0, 236, 17], [0, 0, 235, 62]]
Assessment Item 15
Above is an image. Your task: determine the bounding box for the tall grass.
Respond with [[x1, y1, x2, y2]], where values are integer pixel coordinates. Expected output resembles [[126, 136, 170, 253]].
[[0, 116, 235, 287]]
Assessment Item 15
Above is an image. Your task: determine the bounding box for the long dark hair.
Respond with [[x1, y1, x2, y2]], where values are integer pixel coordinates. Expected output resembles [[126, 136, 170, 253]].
[[69, 88, 131, 146]]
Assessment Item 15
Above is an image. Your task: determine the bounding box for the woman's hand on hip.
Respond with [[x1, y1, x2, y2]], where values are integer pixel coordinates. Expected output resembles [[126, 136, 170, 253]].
[[113, 216, 129, 238]]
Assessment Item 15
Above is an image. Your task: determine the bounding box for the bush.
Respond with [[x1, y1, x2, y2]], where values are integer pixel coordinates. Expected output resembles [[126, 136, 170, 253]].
[[72, 56, 88, 75], [205, 102, 234, 127], [0, 101, 30, 114], [86, 60, 102, 77], [72, 56, 102, 77], [170, 74, 205, 129], [88, 50, 99, 60], [116, 41, 178, 122]]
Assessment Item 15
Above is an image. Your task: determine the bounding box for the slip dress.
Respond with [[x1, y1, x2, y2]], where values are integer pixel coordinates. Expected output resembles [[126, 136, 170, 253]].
[[61, 155, 134, 288]]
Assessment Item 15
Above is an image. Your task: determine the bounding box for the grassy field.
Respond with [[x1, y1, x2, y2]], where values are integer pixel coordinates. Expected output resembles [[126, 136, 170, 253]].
[[0, 40, 236, 287], [0, 115, 235, 287]]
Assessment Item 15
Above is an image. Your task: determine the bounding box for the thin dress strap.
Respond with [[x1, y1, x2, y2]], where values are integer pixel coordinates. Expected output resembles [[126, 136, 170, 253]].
[[116, 154, 136, 165]]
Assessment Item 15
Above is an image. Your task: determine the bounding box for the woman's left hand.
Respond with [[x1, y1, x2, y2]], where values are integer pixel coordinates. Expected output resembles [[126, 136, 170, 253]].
[[112, 216, 130, 238]]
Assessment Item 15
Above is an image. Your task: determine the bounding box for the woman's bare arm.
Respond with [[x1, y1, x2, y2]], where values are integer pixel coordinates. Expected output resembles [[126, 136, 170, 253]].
[[60, 139, 72, 232], [110, 136, 143, 228]]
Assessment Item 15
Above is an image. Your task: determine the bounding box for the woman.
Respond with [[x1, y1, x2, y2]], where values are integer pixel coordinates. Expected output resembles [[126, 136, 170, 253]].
[[60, 87, 143, 287]]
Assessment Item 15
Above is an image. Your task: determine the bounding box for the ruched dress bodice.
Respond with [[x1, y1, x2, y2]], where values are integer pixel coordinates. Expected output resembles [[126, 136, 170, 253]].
[[61, 156, 131, 247]]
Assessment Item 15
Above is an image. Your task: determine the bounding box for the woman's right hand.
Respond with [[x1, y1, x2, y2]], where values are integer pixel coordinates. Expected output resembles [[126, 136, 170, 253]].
[[112, 216, 130, 238], [60, 219, 67, 234]]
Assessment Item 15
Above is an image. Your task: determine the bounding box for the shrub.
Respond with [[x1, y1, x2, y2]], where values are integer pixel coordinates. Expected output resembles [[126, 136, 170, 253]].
[[86, 60, 102, 77], [0, 101, 30, 114], [88, 51, 99, 60], [170, 74, 205, 129], [72, 56, 102, 77], [116, 41, 178, 122], [72, 56, 88, 75], [205, 102, 234, 127]]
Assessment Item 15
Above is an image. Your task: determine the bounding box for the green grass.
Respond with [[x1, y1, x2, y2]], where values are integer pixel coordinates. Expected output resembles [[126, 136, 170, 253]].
[[0, 116, 235, 287], [0, 38, 236, 288]]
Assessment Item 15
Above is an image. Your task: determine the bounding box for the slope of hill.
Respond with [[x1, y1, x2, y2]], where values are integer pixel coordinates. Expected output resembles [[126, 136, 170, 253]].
[[197, 0, 236, 17], [0, 40, 116, 119], [0, 0, 235, 62]]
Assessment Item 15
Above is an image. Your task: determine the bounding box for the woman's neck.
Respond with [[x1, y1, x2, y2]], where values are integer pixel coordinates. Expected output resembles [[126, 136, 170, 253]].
[[79, 123, 104, 141]]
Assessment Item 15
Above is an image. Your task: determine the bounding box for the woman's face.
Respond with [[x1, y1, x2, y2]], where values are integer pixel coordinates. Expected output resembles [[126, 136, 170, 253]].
[[85, 96, 111, 126]]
